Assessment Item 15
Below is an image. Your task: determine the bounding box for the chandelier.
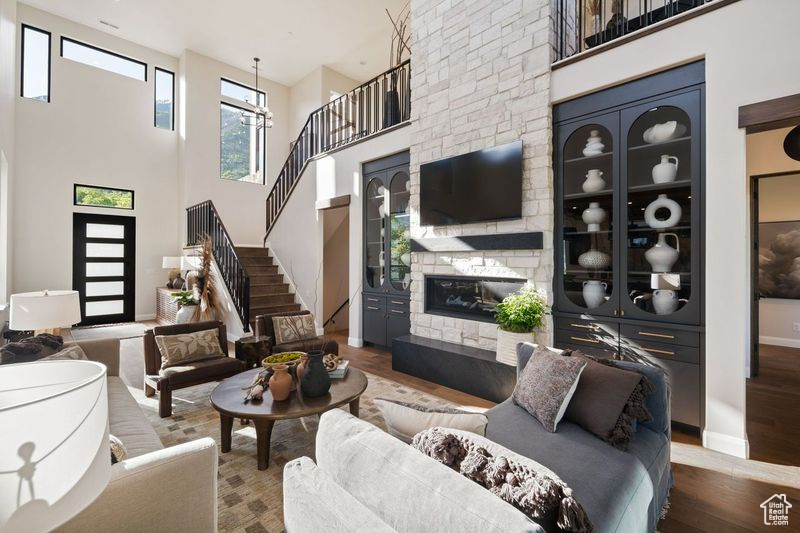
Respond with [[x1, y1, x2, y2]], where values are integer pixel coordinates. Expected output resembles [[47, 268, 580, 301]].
[[241, 57, 273, 129]]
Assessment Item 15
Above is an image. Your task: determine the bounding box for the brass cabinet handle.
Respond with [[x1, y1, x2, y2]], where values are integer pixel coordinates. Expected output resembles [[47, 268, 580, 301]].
[[570, 323, 596, 330], [391, 300, 405, 305], [367, 297, 379, 302], [570, 336, 600, 344], [390, 309, 405, 314], [638, 331, 675, 340], [367, 306, 380, 310], [643, 346, 675, 356]]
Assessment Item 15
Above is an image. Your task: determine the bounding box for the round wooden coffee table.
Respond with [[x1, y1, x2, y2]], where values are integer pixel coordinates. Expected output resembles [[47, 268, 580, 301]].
[[210, 367, 368, 470]]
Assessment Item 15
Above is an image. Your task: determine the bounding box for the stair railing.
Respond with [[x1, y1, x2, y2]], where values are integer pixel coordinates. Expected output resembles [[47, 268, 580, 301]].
[[186, 200, 251, 331], [264, 59, 411, 242], [323, 298, 349, 329]]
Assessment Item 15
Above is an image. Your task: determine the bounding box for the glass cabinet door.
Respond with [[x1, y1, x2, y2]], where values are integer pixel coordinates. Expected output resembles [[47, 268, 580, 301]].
[[556, 113, 619, 316], [388, 169, 411, 293], [621, 91, 701, 324], [364, 176, 386, 290]]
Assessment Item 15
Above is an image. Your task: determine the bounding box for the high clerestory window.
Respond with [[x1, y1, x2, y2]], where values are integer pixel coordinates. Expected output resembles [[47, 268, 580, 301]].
[[61, 36, 147, 81], [20, 24, 51, 102], [220, 78, 266, 184], [154, 67, 174, 130]]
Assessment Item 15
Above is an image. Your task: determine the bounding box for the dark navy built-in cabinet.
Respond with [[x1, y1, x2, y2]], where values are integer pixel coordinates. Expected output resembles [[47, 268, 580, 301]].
[[553, 62, 705, 429], [362, 151, 411, 348]]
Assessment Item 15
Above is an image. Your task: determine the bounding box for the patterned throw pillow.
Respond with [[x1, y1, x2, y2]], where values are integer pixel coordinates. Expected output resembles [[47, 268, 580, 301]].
[[0, 333, 63, 364], [43, 344, 88, 361], [512, 345, 587, 432], [272, 314, 317, 345], [155, 328, 225, 369], [374, 398, 488, 443], [110, 434, 127, 464]]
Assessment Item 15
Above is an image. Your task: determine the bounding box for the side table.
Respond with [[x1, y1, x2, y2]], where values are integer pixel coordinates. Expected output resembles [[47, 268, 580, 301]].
[[235, 335, 272, 368]]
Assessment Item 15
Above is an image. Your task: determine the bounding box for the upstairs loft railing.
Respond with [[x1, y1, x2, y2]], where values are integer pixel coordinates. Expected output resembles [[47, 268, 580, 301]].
[[553, 0, 716, 62], [186, 200, 251, 331], [264, 59, 411, 241]]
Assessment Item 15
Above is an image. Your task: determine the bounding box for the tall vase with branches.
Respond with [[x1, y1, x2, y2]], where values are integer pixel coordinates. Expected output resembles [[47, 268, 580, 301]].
[[192, 237, 219, 322], [384, 2, 410, 127]]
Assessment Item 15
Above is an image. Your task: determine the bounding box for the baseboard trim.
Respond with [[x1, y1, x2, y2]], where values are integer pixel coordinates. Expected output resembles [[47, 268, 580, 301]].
[[348, 336, 363, 348], [759, 335, 800, 349], [135, 313, 156, 321], [702, 429, 749, 458]]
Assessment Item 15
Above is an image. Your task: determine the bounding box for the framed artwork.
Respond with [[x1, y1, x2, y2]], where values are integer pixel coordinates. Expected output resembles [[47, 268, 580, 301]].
[[759, 220, 800, 299]]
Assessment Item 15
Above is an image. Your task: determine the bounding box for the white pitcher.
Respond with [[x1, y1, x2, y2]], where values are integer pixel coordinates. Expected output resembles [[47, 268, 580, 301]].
[[652, 155, 679, 184], [645, 233, 680, 273]]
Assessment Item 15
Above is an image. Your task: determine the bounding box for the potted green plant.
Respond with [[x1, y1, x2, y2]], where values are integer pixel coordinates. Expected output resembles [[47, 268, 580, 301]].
[[172, 291, 198, 324], [494, 286, 548, 366]]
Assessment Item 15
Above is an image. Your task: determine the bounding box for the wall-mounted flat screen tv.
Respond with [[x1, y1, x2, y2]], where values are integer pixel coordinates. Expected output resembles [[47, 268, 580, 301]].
[[419, 140, 522, 226]]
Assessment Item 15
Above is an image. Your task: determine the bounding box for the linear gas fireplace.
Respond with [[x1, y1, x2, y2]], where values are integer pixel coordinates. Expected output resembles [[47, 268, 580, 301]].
[[424, 275, 525, 322]]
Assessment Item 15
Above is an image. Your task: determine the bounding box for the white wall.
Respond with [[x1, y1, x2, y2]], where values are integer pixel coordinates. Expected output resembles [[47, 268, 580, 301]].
[[0, 0, 15, 315], [288, 65, 359, 140], [267, 126, 410, 342], [178, 50, 291, 246], [551, 0, 800, 458], [747, 128, 800, 348], [13, 5, 179, 321]]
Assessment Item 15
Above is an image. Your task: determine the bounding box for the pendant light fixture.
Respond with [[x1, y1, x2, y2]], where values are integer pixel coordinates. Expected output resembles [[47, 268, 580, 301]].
[[240, 57, 273, 130]]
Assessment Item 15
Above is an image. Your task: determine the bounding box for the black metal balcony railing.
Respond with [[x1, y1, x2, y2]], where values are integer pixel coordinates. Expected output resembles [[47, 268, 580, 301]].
[[554, 0, 714, 62], [264, 59, 411, 241], [186, 200, 250, 330]]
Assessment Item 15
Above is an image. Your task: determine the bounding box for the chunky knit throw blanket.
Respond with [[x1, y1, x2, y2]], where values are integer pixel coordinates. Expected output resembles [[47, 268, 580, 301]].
[[413, 428, 594, 533]]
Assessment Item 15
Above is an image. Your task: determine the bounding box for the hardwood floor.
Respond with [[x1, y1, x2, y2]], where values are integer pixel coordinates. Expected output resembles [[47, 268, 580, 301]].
[[333, 333, 800, 532]]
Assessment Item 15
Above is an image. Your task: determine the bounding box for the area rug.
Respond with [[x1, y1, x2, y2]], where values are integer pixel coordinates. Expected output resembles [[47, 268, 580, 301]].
[[129, 372, 467, 532], [70, 323, 148, 342]]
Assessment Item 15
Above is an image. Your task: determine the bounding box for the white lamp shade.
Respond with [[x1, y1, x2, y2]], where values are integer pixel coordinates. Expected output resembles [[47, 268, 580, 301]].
[[162, 256, 181, 269], [180, 256, 200, 270], [9, 291, 82, 331], [0, 360, 110, 532]]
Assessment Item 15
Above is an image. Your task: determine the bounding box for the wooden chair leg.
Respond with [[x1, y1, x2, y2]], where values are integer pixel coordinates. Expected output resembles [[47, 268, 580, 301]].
[[159, 387, 172, 418], [145, 384, 156, 397]]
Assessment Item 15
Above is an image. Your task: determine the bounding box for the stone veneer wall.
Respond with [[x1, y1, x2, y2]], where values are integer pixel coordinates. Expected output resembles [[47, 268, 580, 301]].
[[408, 0, 555, 351]]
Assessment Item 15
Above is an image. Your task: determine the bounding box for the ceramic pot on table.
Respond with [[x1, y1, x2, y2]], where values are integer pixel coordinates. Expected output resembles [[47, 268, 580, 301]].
[[300, 351, 331, 397]]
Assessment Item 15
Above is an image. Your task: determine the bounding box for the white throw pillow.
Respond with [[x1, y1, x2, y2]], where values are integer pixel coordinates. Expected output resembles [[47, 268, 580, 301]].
[[374, 398, 488, 444]]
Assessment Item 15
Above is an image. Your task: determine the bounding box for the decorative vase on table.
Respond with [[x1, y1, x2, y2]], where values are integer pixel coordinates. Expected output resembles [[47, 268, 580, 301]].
[[644, 194, 682, 229], [582, 169, 606, 193], [268, 364, 293, 401], [496, 328, 534, 367], [300, 351, 331, 397], [582, 280, 607, 309], [652, 155, 679, 184], [175, 304, 197, 324], [645, 233, 680, 273]]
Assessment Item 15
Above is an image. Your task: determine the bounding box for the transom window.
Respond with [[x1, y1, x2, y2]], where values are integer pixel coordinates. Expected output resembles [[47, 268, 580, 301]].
[[61, 37, 147, 81], [74, 184, 134, 210], [221, 78, 265, 108]]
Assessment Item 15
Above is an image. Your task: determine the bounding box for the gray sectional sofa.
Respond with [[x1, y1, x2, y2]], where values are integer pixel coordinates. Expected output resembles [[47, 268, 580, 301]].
[[284, 343, 672, 532]]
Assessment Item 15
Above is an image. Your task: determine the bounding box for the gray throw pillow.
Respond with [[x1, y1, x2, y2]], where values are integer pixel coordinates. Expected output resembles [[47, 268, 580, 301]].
[[43, 344, 88, 361], [374, 398, 488, 443], [562, 351, 652, 449], [512, 345, 587, 432], [155, 328, 225, 369], [0, 334, 63, 364]]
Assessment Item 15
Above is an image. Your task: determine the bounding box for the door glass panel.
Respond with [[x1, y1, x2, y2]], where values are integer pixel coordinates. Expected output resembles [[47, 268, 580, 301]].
[[626, 106, 692, 316], [365, 178, 385, 289], [86, 242, 124, 257], [562, 125, 614, 309], [86, 262, 125, 277], [389, 171, 410, 291], [86, 223, 125, 239], [85, 300, 124, 316], [85, 281, 124, 296]]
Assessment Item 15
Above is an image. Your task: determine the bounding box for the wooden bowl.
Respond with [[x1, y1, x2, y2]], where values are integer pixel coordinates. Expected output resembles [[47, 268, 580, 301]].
[[262, 351, 305, 370]]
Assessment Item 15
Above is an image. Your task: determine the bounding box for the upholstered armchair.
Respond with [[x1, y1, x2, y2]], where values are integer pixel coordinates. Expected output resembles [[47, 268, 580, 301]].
[[253, 310, 338, 355], [144, 320, 244, 417]]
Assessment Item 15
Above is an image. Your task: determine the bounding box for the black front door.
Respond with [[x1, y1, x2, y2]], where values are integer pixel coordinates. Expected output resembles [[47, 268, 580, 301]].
[[72, 213, 136, 325]]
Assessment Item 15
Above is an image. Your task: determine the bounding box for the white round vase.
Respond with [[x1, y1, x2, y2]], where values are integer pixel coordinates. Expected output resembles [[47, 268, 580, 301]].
[[644, 194, 682, 229]]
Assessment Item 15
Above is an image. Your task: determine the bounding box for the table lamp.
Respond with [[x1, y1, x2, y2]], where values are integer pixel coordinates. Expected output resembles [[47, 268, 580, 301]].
[[9, 290, 82, 335], [180, 255, 201, 290], [0, 360, 110, 532], [162, 256, 182, 288]]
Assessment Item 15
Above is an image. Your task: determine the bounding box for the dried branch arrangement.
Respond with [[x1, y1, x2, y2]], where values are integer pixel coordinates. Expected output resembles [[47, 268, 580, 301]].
[[193, 237, 219, 322], [387, 2, 411, 68]]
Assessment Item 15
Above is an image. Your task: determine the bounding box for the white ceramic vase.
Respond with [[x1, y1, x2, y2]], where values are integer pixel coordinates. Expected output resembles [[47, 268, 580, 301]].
[[582, 280, 607, 309], [578, 249, 611, 270], [496, 328, 534, 367], [644, 194, 682, 229], [652, 155, 679, 184], [645, 233, 680, 273], [582, 169, 606, 193], [652, 290, 679, 315], [400, 252, 411, 266], [175, 304, 197, 324], [582, 202, 606, 232], [582, 130, 605, 156]]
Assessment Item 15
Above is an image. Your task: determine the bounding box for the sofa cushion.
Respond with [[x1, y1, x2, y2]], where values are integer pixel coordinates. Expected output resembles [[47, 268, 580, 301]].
[[374, 398, 488, 443], [107, 377, 163, 458], [316, 409, 543, 533], [155, 328, 225, 369], [486, 399, 669, 533], [513, 345, 587, 432], [272, 314, 316, 344], [158, 356, 243, 386], [274, 338, 338, 355]]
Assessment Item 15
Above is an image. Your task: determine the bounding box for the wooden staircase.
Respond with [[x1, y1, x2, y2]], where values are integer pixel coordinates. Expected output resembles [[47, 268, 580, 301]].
[[235, 247, 301, 328]]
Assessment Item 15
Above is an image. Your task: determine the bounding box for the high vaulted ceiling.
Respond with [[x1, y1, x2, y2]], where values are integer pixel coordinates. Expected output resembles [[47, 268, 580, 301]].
[[21, 0, 407, 86]]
